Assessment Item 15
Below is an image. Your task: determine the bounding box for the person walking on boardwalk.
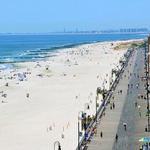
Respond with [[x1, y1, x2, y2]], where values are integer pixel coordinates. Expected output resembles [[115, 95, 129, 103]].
[[139, 111, 141, 117], [115, 134, 118, 142], [127, 88, 129, 95], [100, 131, 103, 138], [112, 96, 114, 100], [136, 83, 139, 89], [138, 105, 141, 111], [112, 102, 115, 109], [123, 122, 127, 131], [120, 90, 122, 94], [128, 84, 130, 88]]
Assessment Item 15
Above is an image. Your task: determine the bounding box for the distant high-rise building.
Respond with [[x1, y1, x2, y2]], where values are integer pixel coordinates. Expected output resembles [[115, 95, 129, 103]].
[[120, 28, 148, 33]]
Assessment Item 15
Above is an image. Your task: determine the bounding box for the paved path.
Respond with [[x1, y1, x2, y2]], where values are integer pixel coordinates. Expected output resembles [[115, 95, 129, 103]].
[[112, 48, 149, 150], [86, 48, 149, 150]]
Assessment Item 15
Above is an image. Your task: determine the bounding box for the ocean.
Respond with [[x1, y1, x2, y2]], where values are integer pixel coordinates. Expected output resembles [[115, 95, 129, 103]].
[[0, 33, 147, 66]]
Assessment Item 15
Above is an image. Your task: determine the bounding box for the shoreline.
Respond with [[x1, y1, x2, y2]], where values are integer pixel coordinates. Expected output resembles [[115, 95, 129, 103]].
[[0, 38, 144, 66]]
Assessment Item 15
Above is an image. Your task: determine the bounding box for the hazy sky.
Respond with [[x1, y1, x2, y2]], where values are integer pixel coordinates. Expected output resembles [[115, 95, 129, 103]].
[[0, 0, 150, 32]]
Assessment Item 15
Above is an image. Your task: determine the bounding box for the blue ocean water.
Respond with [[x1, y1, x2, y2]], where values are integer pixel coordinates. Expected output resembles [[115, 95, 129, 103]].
[[0, 33, 147, 64]]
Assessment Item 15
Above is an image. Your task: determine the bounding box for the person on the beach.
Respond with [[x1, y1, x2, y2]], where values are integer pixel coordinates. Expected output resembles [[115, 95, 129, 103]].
[[5, 83, 9, 87], [58, 145, 61, 150], [61, 133, 64, 139], [2, 93, 7, 98], [26, 93, 29, 98]]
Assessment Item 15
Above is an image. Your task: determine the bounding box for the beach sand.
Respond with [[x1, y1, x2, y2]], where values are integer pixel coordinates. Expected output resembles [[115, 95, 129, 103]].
[[0, 39, 143, 150]]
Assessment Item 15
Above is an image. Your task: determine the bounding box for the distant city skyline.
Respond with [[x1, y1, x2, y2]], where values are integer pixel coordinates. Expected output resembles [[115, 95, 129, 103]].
[[0, 0, 150, 33], [0, 28, 149, 35]]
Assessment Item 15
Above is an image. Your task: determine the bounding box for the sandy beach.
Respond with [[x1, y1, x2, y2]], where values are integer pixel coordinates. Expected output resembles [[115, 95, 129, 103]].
[[0, 39, 143, 150]]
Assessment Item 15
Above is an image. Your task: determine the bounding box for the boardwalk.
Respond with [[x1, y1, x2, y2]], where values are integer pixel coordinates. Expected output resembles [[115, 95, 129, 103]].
[[86, 48, 149, 150]]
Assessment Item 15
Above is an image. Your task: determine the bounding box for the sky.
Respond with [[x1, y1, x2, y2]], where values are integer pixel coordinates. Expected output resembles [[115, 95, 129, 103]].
[[0, 0, 150, 33]]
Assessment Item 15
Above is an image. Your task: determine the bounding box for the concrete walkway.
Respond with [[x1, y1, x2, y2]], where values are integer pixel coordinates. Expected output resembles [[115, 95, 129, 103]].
[[86, 48, 149, 150], [112, 48, 149, 150]]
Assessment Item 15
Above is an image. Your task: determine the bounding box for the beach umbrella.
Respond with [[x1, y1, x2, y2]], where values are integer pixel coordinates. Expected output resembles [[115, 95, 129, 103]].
[[17, 73, 26, 81], [139, 137, 150, 143]]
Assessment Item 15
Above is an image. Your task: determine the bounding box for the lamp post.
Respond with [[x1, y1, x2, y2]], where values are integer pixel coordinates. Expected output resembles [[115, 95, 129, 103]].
[[84, 102, 91, 131], [95, 94, 99, 123], [96, 87, 102, 122], [96, 87, 106, 122], [54, 141, 61, 150]]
